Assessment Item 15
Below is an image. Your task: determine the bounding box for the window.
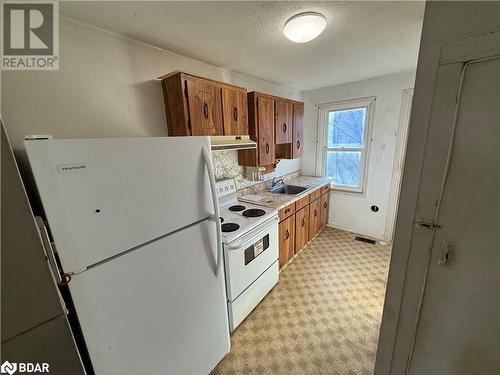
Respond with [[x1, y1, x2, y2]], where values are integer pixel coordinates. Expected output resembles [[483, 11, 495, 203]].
[[317, 97, 375, 193]]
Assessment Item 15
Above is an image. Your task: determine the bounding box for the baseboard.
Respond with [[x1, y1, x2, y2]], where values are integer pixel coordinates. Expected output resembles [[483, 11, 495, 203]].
[[326, 223, 384, 241]]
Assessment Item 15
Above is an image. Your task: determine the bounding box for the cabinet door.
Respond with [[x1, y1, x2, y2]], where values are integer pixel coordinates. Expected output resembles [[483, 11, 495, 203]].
[[295, 205, 310, 252], [186, 79, 223, 136], [279, 215, 295, 269], [257, 96, 275, 166], [222, 88, 248, 135], [308, 198, 321, 241], [275, 100, 293, 144], [292, 102, 304, 158], [320, 192, 330, 229]]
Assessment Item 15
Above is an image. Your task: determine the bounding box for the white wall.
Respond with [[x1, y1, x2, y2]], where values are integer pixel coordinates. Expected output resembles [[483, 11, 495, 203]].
[[301, 72, 415, 240], [1, 17, 301, 180]]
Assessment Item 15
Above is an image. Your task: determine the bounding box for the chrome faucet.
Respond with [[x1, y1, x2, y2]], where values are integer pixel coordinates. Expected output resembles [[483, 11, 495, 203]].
[[271, 177, 285, 187]]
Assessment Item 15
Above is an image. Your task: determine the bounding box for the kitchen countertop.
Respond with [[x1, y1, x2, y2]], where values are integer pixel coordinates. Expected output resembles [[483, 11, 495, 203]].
[[239, 176, 331, 210]]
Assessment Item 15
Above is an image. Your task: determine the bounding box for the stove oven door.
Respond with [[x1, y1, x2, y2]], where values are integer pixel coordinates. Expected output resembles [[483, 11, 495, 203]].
[[224, 217, 279, 302]]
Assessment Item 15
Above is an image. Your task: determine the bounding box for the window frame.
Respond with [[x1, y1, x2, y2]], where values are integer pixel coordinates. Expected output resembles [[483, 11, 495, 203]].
[[316, 96, 376, 194]]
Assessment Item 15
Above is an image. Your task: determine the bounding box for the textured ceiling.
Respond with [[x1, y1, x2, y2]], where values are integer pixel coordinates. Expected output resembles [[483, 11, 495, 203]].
[[61, 1, 425, 91]]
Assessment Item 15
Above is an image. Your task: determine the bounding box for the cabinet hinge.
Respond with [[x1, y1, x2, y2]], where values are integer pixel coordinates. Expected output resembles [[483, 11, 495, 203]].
[[416, 219, 441, 231]]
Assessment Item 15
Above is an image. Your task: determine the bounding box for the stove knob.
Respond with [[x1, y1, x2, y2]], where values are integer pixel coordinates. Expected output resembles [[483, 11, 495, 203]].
[[225, 187, 229, 191]]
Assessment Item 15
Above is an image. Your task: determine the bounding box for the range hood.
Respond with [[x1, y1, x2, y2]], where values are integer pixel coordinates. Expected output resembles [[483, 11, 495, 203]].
[[210, 135, 257, 151]]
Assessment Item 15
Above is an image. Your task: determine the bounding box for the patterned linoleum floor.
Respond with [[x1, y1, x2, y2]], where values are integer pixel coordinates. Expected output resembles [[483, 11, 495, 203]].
[[212, 227, 391, 375]]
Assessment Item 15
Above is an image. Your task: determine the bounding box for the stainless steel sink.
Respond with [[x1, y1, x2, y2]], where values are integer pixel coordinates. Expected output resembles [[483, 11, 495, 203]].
[[268, 184, 308, 195]]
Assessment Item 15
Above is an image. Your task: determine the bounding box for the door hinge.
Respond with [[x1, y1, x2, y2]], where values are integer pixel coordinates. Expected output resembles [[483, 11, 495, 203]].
[[416, 219, 441, 231]]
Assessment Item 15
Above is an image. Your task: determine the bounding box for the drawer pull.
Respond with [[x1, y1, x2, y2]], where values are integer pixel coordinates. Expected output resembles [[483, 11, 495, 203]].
[[233, 107, 238, 121], [283, 123, 287, 132], [323, 202, 327, 208], [301, 218, 305, 227], [265, 143, 270, 153], [314, 209, 317, 217], [285, 229, 290, 240]]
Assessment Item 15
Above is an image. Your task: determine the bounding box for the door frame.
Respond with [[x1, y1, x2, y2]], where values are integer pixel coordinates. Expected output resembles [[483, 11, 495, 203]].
[[375, 29, 500, 375], [384, 88, 413, 242]]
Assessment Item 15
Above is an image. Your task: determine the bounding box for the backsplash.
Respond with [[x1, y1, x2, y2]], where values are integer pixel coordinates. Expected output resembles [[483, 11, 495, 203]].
[[211, 150, 301, 191]]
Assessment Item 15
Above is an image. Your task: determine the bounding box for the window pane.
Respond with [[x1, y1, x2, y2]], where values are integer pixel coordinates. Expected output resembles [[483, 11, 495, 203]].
[[327, 108, 366, 148], [325, 151, 362, 188]]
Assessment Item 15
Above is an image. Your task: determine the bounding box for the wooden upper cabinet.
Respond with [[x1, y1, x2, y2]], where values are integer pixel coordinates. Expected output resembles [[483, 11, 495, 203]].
[[238, 92, 275, 167], [160, 72, 248, 137], [258, 96, 275, 166], [292, 102, 304, 158], [222, 87, 248, 135], [275, 100, 293, 144], [275, 100, 305, 159], [186, 78, 223, 136]]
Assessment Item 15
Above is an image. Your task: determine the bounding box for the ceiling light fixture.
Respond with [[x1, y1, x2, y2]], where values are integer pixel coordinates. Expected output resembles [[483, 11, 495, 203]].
[[283, 12, 327, 43]]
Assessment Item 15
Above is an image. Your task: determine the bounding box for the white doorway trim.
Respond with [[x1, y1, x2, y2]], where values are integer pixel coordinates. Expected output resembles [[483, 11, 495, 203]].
[[384, 88, 413, 242]]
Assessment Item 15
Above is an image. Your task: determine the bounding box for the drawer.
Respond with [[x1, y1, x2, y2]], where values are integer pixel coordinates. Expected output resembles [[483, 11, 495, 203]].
[[295, 195, 310, 210], [321, 184, 330, 195], [279, 202, 296, 221], [309, 189, 321, 201]]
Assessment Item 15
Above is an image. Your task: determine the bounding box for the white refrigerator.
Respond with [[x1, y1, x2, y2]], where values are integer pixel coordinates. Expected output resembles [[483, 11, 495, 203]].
[[24, 136, 230, 375]]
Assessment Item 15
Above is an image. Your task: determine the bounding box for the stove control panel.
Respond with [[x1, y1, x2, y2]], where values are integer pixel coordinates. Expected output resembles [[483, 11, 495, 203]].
[[216, 179, 236, 198]]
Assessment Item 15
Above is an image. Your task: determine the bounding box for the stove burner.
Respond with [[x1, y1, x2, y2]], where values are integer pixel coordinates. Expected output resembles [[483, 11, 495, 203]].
[[221, 223, 240, 232], [229, 204, 246, 212], [220, 217, 224, 223], [242, 208, 266, 218]]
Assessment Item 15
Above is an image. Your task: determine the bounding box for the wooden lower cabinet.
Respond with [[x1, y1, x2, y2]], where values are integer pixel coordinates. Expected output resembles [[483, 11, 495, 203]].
[[277, 184, 331, 269], [279, 215, 295, 268], [320, 191, 330, 229], [308, 198, 321, 241], [295, 205, 310, 252]]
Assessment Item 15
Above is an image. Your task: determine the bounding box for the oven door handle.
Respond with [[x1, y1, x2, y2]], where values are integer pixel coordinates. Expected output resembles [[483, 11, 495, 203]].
[[202, 146, 223, 277], [227, 216, 279, 250]]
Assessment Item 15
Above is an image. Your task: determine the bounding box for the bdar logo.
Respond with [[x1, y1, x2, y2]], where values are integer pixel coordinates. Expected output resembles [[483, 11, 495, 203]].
[[0, 361, 17, 375]]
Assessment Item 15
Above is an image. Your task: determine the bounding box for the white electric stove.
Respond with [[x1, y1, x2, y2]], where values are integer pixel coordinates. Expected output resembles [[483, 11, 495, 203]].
[[216, 179, 279, 331]]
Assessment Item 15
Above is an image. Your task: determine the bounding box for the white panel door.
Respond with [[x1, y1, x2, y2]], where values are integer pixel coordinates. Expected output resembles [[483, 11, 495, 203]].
[[68, 219, 230, 375], [408, 56, 500, 375], [24, 137, 214, 273]]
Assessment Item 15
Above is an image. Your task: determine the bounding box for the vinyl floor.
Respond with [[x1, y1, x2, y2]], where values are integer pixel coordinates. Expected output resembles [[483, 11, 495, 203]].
[[212, 227, 391, 375]]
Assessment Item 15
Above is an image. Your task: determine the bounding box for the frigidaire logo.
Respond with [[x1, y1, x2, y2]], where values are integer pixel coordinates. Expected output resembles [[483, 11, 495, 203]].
[[57, 163, 87, 174], [2, 1, 59, 70], [0, 361, 50, 374]]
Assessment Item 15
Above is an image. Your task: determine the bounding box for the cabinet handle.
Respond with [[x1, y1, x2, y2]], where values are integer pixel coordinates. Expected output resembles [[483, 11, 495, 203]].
[[203, 103, 209, 119], [323, 202, 327, 208], [285, 229, 290, 240], [285, 208, 290, 213], [265, 143, 270, 153], [233, 107, 238, 121], [296, 140, 301, 149], [283, 123, 287, 133], [314, 209, 317, 217], [301, 218, 305, 227]]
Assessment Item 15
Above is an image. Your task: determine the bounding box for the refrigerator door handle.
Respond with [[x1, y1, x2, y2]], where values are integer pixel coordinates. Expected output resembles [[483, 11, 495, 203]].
[[202, 146, 223, 277], [35, 216, 63, 285]]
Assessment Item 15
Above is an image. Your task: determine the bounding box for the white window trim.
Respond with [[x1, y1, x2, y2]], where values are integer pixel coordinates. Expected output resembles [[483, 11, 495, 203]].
[[315, 96, 376, 194]]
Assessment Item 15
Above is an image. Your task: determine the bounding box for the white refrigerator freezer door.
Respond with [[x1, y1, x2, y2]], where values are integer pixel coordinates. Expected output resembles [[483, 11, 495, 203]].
[[68, 219, 230, 375], [24, 137, 214, 273]]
